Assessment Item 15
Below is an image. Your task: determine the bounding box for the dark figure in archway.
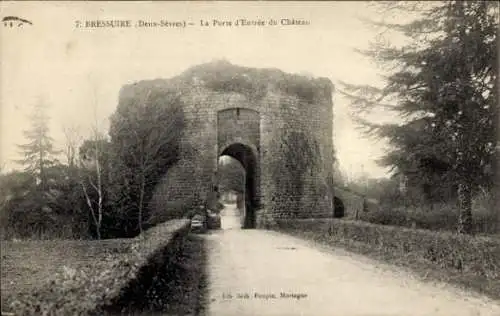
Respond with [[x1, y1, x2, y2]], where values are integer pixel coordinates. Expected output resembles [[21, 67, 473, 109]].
[[333, 196, 345, 218]]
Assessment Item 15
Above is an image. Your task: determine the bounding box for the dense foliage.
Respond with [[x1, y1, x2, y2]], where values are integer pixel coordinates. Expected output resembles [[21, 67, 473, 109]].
[[217, 157, 245, 194], [108, 88, 186, 236], [1, 101, 92, 239], [183, 59, 326, 104], [1, 86, 187, 240], [341, 1, 499, 233]]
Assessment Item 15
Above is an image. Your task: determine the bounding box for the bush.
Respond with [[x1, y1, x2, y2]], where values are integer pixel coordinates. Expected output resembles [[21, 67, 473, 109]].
[[148, 199, 198, 225], [359, 191, 498, 235], [360, 207, 411, 226], [0, 169, 91, 241]]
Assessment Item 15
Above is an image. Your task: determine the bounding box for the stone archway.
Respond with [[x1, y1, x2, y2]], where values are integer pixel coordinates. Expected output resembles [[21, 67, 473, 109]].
[[219, 143, 258, 229], [118, 61, 335, 228], [217, 107, 261, 228]]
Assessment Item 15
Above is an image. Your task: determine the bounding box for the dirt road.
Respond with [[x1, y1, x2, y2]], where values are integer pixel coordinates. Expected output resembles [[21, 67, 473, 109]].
[[205, 204, 500, 316]]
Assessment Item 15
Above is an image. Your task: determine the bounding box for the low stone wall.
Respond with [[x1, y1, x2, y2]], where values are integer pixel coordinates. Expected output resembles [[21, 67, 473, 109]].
[[5, 219, 191, 316]]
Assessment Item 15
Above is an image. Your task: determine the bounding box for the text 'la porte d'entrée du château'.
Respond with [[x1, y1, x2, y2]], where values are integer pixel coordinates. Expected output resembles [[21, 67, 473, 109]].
[[75, 18, 310, 29]]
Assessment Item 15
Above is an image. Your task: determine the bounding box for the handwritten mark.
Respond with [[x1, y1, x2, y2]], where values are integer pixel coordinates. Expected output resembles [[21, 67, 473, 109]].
[[2, 16, 33, 28]]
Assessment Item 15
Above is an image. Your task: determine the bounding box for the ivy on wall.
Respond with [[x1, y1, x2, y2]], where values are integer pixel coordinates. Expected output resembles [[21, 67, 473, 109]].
[[269, 126, 320, 217]]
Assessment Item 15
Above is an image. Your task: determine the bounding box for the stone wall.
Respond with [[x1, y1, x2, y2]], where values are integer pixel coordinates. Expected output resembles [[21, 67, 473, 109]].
[[118, 60, 335, 227]]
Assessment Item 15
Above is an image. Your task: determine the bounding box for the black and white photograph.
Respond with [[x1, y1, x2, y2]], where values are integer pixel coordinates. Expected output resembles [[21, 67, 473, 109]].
[[1, 1, 499, 315]]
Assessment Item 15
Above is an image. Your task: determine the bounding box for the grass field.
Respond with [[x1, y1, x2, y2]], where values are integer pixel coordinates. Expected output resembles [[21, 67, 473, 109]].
[[1, 239, 134, 309], [1, 234, 207, 315]]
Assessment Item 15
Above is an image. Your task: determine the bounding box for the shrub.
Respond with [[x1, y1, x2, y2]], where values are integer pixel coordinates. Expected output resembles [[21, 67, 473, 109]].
[[148, 199, 198, 226], [0, 169, 91, 241], [360, 207, 410, 227], [359, 191, 499, 235]]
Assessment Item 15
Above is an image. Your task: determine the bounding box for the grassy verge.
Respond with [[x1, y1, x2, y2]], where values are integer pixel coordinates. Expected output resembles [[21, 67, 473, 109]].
[[1, 220, 192, 315], [106, 233, 208, 315], [273, 219, 500, 301]]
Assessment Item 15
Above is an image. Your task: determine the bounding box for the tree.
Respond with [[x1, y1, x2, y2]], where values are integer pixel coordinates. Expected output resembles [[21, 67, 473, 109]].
[[0, 167, 87, 239], [0, 171, 36, 237], [78, 130, 109, 239], [16, 99, 60, 191], [340, 1, 498, 234], [109, 88, 185, 233], [217, 157, 245, 194], [74, 81, 118, 239], [62, 124, 82, 168]]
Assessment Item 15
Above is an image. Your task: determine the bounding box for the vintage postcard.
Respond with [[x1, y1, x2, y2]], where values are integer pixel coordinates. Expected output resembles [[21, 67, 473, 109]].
[[1, 1, 499, 315]]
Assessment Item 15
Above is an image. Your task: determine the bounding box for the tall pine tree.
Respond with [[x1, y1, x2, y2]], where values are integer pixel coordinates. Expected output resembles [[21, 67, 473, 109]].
[[16, 99, 60, 191], [341, 1, 498, 234]]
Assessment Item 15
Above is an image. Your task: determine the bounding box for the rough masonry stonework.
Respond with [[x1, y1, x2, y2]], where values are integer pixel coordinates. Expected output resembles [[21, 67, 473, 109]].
[[118, 60, 335, 228]]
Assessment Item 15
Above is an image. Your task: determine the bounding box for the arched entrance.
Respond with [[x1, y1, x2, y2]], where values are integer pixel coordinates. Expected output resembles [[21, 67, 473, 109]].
[[218, 143, 258, 229], [333, 196, 345, 218]]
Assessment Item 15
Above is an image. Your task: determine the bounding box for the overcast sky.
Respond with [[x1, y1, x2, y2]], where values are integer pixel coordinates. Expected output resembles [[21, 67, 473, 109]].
[[1, 1, 413, 179]]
